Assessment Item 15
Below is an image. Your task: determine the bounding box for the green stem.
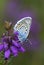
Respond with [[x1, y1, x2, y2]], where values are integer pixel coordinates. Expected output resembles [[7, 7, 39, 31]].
[[3, 60, 8, 65]]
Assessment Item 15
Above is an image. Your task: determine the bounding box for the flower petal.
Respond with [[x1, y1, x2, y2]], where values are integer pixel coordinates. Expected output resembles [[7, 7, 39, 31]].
[[10, 46, 18, 56], [4, 49, 10, 59], [12, 40, 20, 47], [12, 34, 19, 41], [3, 42, 8, 50], [0, 43, 3, 51], [19, 46, 25, 52]]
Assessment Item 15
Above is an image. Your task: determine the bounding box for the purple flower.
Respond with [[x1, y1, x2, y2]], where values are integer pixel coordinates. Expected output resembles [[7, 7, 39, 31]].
[[0, 31, 25, 60]]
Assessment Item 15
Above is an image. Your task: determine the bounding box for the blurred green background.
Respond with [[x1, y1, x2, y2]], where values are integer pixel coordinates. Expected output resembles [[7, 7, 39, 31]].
[[0, 0, 44, 65]]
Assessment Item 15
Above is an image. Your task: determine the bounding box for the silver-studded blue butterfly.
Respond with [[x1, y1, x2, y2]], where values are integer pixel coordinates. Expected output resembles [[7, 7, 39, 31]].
[[13, 17, 32, 46]]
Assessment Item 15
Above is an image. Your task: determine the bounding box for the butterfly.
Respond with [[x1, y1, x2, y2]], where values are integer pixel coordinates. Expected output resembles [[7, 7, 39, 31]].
[[13, 17, 32, 43], [4, 17, 32, 44]]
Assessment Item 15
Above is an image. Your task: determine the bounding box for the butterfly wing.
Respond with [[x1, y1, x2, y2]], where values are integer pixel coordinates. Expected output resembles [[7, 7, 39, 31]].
[[14, 17, 32, 42]]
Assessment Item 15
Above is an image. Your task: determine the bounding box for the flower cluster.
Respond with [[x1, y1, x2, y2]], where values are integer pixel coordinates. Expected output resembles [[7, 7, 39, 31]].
[[0, 31, 25, 60]]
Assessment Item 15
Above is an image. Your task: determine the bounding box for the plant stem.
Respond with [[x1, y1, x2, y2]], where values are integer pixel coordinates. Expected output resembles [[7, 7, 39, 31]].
[[3, 60, 8, 65]]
